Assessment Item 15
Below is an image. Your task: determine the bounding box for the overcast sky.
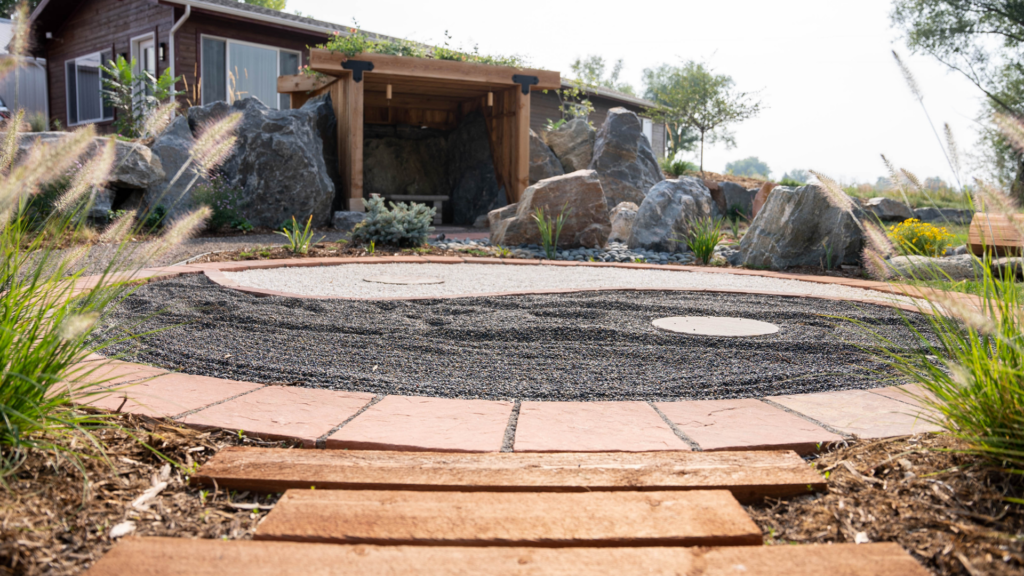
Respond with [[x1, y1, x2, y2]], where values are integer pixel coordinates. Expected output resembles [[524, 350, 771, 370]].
[[290, 0, 986, 185]]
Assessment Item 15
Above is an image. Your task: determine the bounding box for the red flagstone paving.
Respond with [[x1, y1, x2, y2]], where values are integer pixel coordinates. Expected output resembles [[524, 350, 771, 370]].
[[768, 389, 943, 439], [67, 359, 169, 388], [655, 399, 844, 455], [86, 374, 262, 419], [514, 401, 690, 452], [326, 396, 513, 452], [180, 386, 376, 447]]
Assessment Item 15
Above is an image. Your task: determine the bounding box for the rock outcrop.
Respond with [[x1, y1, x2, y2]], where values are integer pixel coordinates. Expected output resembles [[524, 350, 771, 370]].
[[864, 197, 914, 222], [887, 254, 984, 281], [489, 170, 609, 248], [186, 97, 335, 227], [145, 116, 201, 219], [608, 201, 639, 243], [529, 130, 564, 185], [740, 184, 863, 270], [720, 182, 757, 219], [543, 118, 595, 173], [913, 207, 974, 225], [627, 177, 716, 253], [588, 108, 663, 207], [447, 111, 507, 225]]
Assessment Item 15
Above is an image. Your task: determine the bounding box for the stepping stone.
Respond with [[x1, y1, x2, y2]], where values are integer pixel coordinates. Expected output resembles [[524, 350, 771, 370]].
[[192, 447, 826, 503], [514, 401, 688, 452], [85, 538, 929, 575], [254, 489, 762, 547], [768, 389, 942, 439], [326, 396, 512, 452], [84, 373, 262, 419], [655, 399, 843, 455], [67, 360, 168, 388], [180, 387, 376, 447]]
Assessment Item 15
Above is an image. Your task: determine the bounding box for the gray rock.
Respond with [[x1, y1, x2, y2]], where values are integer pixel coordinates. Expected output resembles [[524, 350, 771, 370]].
[[448, 111, 507, 225], [888, 254, 984, 281], [953, 244, 969, 255], [992, 256, 1024, 280], [913, 206, 974, 225], [529, 129, 564, 185], [543, 118, 596, 173], [720, 182, 757, 219], [17, 132, 165, 191], [87, 188, 113, 221], [490, 170, 609, 248], [362, 124, 448, 199], [627, 177, 716, 253], [739, 185, 863, 270], [186, 97, 335, 227], [332, 211, 365, 232], [589, 108, 663, 207], [487, 202, 518, 231], [145, 116, 202, 220], [608, 201, 639, 243], [302, 94, 342, 210], [473, 213, 490, 228], [864, 197, 914, 222]]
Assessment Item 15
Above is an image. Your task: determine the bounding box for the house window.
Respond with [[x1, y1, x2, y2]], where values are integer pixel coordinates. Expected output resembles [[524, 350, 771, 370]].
[[65, 50, 114, 125], [641, 117, 653, 146], [201, 36, 300, 110]]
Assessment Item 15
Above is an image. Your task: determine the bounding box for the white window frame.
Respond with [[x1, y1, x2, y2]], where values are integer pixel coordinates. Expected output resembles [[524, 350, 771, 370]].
[[130, 33, 157, 77], [65, 50, 114, 127], [199, 34, 300, 109]]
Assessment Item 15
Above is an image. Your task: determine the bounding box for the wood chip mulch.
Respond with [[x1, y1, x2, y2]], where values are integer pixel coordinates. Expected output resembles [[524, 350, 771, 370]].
[[0, 414, 298, 576], [747, 434, 1024, 576]]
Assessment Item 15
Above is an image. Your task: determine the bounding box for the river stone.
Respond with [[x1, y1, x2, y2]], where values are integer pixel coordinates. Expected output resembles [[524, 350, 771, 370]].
[[887, 254, 984, 281], [145, 116, 202, 220], [864, 197, 914, 222], [529, 129, 564, 185], [448, 111, 507, 225], [913, 206, 974, 225], [543, 118, 595, 173], [608, 201, 639, 243], [489, 170, 609, 248], [720, 182, 757, 219], [186, 97, 335, 227], [588, 108, 663, 207], [740, 185, 863, 270], [627, 177, 715, 253]]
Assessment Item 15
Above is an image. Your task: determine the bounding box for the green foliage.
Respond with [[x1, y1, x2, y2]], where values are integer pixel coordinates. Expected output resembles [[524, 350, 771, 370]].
[[319, 27, 524, 67], [569, 55, 636, 96], [684, 217, 723, 265], [780, 169, 809, 185], [642, 61, 763, 173], [0, 0, 38, 18], [275, 215, 320, 254], [27, 112, 49, 133], [243, 0, 285, 10], [544, 118, 567, 132], [725, 156, 771, 179], [100, 55, 182, 139], [24, 173, 73, 229], [532, 205, 569, 260], [659, 157, 698, 177], [350, 194, 435, 247], [232, 218, 253, 233], [142, 205, 167, 232], [191, 173, 245, 231]]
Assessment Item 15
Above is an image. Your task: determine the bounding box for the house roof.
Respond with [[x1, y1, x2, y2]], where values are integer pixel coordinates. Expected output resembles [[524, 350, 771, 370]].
[[563, 82, 656, 109]]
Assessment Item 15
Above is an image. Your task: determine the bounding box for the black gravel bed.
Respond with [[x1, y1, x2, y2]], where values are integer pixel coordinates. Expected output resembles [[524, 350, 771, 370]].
[[99, 275, 933, 402]]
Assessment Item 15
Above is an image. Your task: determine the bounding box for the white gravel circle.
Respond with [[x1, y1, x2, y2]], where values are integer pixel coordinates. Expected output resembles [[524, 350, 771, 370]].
[[223, 263, 916, 304]]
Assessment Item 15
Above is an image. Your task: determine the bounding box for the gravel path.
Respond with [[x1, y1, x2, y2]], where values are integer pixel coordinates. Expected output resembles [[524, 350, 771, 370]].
[[225, 262, 914, 304], [102, 274, 930, 402]]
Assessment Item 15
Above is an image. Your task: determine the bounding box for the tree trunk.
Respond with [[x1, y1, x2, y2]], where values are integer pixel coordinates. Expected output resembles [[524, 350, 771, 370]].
[[1012, 153, 1024, 208], [699, 133, 705, 179]]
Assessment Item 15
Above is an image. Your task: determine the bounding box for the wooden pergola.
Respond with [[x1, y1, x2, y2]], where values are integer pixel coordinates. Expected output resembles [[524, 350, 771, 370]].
[[277, 49, 560, 212]]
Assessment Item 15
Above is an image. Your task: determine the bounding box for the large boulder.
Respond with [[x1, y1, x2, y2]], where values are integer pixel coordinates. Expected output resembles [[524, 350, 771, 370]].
[[186, 97, 334, 227], [448, 111, 507, 225], [627, 177, 716, 253], [887, 254, 984, 281], [529, 129, 564, 185], [913, 206, 974, 225], [608, 201, 639, 243], [17, 132, 165, 191], [302, 94, 342, 210], [543, 118, 595, 173], [864, 197, 913, 222], [145, 116, 201, 219], [739, 185, 863, 270], [588, 108, 663, 207], [489, 170, 609, 248], [720, 182, 757, 219]]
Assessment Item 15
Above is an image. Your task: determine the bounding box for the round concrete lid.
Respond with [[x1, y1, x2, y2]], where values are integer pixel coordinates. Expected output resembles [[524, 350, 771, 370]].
[[652, 316, 779, 337], [363, 275, 444, 285]]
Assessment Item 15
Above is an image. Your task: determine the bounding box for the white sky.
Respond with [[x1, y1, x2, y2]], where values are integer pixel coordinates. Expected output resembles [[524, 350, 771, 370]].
[[290, 0, 986, 185]]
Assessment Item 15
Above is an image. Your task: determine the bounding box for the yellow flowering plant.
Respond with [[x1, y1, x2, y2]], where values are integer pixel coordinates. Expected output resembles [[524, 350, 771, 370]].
[[887, 218, 954, 257]]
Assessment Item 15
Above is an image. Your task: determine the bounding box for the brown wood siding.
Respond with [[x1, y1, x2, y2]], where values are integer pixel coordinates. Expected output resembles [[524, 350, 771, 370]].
[[41, 0, 174, 129], [175, 11, 323, 107], [528, 90, 561, 134], [528, 91, 667, 159]]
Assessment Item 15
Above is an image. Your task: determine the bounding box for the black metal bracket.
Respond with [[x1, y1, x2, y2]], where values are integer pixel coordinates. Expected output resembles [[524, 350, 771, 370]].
[[512, 74, 538, 95], [342, 60, 374, 82]]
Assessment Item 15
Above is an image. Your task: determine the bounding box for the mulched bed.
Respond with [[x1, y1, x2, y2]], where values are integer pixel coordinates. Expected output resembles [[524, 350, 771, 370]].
[[748, 434, 1024, 576], [0, 414, 296, 576]]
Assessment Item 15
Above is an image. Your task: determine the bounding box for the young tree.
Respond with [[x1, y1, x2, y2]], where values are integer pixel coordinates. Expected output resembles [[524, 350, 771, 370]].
[[726, 157, 771, 179], [642, 61, 762, 175], [569, 55, 636, 96]]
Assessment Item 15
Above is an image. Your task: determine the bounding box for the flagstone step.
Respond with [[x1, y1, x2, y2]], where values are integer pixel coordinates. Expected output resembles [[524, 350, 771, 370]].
[[254, 489, 761, 547], [84, 537, 931, 575], [192, 447, 826, 504]]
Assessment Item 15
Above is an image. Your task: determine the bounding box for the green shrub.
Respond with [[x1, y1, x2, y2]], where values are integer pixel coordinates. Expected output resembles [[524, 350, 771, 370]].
[[532, 204, 569, 259], [142, 205, 167, 231], [778, 177, 805, 187], [684, 217, 723, 265], [350, 194, 435, 247], [99, 55, 182, 138], [191, 173, 244, 231], [888, 218, 953, 257], [659, 157, 699, 178], [27, 112, 49, 133]]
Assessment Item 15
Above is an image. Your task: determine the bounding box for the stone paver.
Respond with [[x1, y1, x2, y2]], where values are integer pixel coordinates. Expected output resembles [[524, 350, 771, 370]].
[[656, 399, 843, 455], [869, 384, 940, 409], [86, 373, 262, 418], [326, 396, 513, 452], [181, 386, 375, 447], [67, 359, 169, 388], [514, 401, 689, 452], [768, 389, 943, 439]]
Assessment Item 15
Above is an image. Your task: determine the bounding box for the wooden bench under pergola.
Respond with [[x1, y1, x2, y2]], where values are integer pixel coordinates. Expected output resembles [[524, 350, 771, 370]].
[[277, 49, 560, 213]]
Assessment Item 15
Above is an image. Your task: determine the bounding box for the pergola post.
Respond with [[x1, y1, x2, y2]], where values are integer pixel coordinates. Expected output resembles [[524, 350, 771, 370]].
[[512, 87, 531, 203], [333, 73, 365, 212]]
